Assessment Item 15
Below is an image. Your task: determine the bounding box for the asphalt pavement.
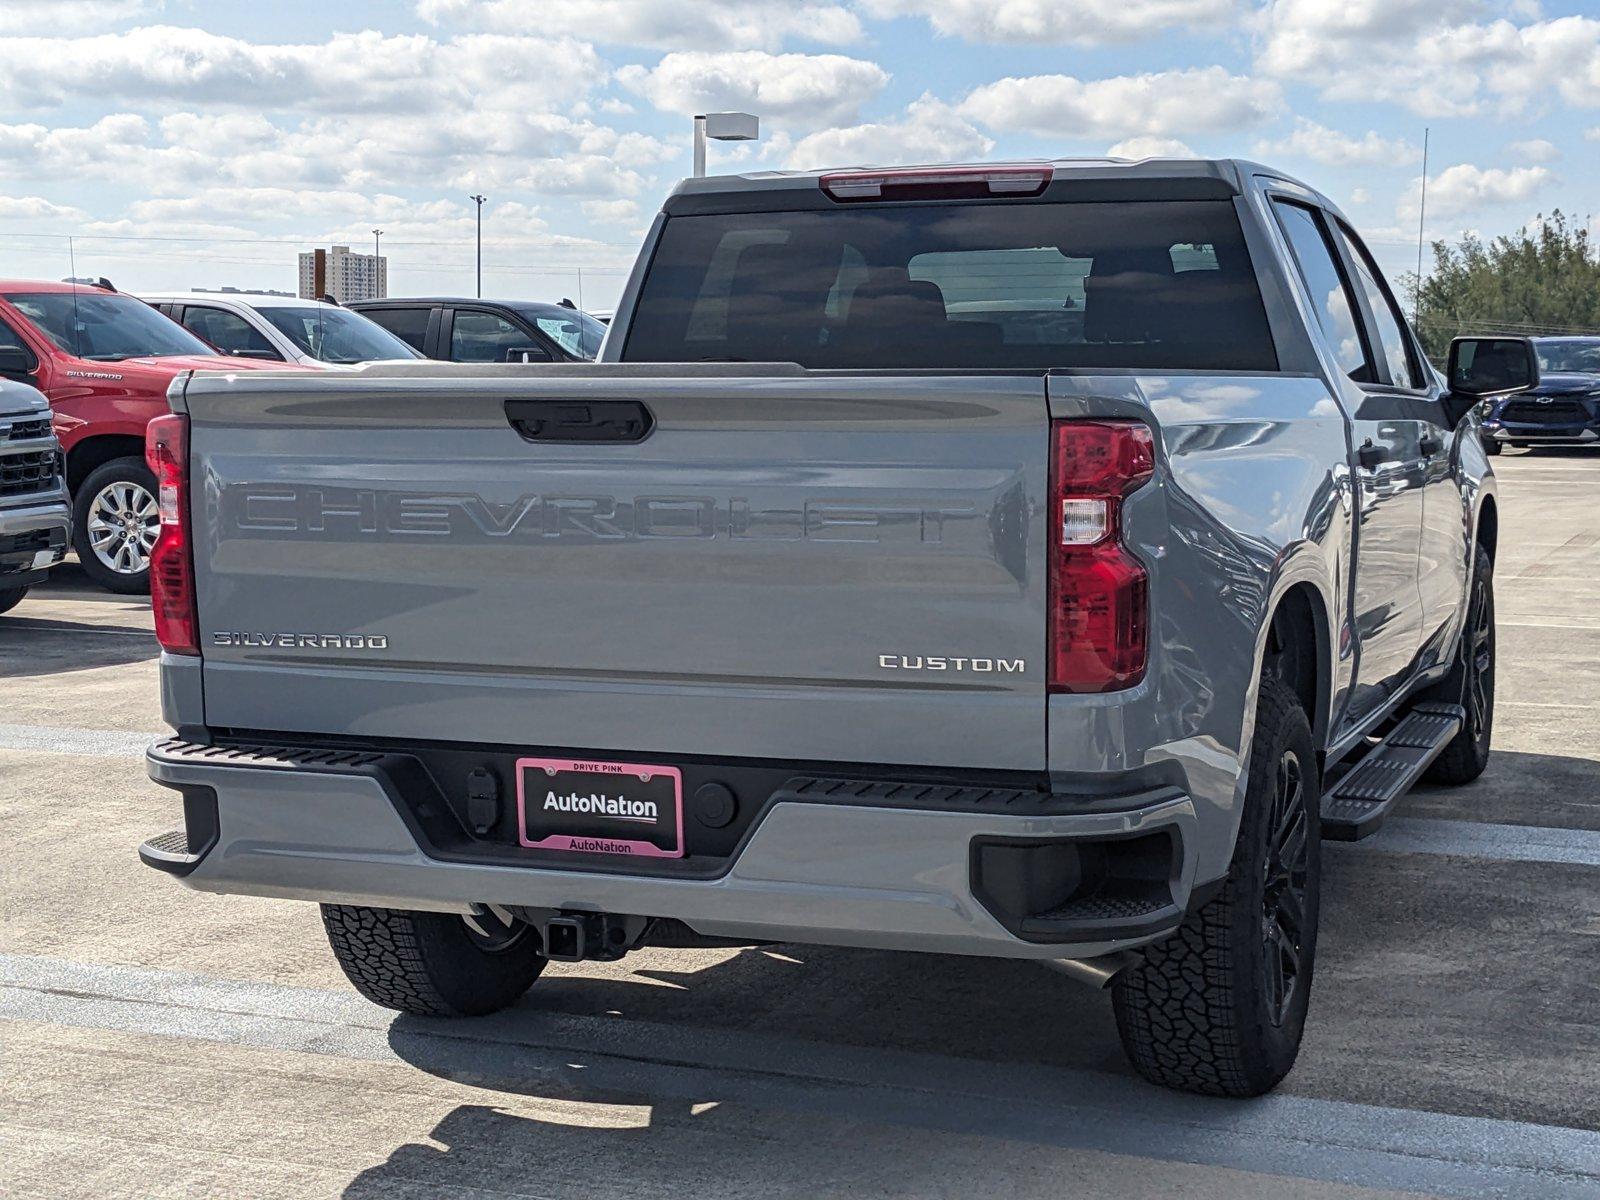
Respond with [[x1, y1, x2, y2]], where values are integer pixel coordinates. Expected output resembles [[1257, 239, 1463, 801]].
[[2, 447, 1598, 1198]]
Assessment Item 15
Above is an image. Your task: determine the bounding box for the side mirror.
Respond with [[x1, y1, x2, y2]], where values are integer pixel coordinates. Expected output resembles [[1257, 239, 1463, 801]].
[[1444, 335, 1539, 425], [229, 348, 283, 360], [505, 345, 552, 363], [0, 346, 36, 382]]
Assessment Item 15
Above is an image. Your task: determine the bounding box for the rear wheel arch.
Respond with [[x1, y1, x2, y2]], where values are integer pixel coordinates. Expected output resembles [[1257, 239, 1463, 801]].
[[1263, 580, 1331, 746], [67, 433, 145, 496], [1475, 495, 1498, 563]]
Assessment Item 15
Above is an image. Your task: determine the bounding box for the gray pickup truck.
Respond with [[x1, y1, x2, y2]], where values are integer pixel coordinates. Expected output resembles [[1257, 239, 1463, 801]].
[[0, 378, 69, 614], [139, 158, 1529, 1096]]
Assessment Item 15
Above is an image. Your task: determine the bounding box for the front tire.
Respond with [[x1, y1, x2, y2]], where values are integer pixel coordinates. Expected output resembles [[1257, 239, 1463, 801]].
[[1112, 673, 1321, 1096], [1420, 548, 1494, 785], [0, 587, 27, 616], [73, 456, 159, 594], [321, 905, 547, 1017], [1483, 439, 1502, 456]]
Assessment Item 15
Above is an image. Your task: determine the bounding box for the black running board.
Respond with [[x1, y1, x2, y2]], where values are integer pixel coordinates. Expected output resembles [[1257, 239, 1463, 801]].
[[1320, 703, 1465, 842]]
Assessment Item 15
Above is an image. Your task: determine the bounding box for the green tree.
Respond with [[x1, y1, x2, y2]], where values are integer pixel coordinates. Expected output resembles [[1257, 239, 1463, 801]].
[[1402, 210, 1600, 362]]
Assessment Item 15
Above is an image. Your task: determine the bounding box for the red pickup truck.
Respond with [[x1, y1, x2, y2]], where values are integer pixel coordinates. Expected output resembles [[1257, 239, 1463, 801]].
[[0, 281, 306, 592]]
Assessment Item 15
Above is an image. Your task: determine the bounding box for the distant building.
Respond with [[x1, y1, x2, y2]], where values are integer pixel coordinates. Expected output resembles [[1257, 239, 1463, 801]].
[[297, 245, 388, 303]]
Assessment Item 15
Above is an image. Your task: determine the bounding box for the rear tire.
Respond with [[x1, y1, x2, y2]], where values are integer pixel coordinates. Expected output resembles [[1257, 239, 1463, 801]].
[[321, 904, 546, 1017], [1112, 673, 1321, 1096], [1419, 548, 1494, 785], [0, 587, 27, 616]]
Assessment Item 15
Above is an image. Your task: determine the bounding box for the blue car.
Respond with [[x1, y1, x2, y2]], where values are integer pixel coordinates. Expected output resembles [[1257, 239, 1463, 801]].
[[1482, 336, 1600, 453]]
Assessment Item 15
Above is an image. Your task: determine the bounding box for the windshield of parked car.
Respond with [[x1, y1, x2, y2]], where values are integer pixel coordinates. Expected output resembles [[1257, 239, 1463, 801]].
[[623, 199, 1277, 371], [530, 309, 605, 360], [4, 290, 215, 361], [259, 306, 422, 363], [1535, 340, 1600, 375]]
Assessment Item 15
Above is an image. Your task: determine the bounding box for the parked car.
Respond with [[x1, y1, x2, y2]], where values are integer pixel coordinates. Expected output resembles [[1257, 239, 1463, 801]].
[[141, 292, 423, 368], [139, 158, 1509, 1098], [1479, 335, 1600, 453], [0, 377, 69, 615], [348, 297, 604, 362], [0, 280, 306, 593]]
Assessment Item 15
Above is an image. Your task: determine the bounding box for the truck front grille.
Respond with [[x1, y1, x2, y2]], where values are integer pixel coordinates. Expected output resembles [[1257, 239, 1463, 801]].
[[2, 417, 51, 443], [0, 448, 63, 500], [1501, 398, 1590, 425]]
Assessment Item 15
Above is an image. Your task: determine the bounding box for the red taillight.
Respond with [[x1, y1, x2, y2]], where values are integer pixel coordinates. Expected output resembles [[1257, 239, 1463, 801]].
[[1049, 420, 1154, 693], [145, 413, 198, 656]]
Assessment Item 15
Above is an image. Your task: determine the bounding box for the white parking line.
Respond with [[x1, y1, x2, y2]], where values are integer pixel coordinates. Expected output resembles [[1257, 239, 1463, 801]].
[[1352, 817, 1600, 867], [0, 723, 154, 758], [0, 953, 1595, 1199]]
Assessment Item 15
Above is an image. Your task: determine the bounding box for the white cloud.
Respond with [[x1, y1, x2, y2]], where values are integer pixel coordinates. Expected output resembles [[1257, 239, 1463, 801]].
[[786, 95, 992, 169], [860, 0, 1236, 44], [0, 27, 609, 115], [1508, 138, 1560, 164], [417, 0, 862, 50], [0, 0, 155, 33], [0, 195, 87, 221], [1400, 163, 1553, 222], [1256, 119, 1418, 168], [618, 50, 888, 125], [960, 68, 1280, 138], [1107, 136, 1195, 158], [0, 105, 669, 199], [1256, 3, 1600, 116], [582, 198, 642, 225]]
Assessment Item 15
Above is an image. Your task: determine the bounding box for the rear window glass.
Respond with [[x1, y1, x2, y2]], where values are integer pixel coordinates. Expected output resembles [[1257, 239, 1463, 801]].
[[623, 200, 1276, 371]]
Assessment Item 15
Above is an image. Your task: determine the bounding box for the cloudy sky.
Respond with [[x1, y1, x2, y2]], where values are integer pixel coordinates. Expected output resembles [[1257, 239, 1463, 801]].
[[0, 0, 1596, 307]]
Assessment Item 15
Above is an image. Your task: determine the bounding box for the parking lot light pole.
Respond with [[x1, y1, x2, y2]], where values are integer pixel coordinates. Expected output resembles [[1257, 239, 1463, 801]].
[[693, 112, 759, 178], [469, 194, 487, 297]]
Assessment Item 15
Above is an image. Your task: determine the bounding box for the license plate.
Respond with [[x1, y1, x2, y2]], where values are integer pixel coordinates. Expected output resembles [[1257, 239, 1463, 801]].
[[516, 756, 684, 859]]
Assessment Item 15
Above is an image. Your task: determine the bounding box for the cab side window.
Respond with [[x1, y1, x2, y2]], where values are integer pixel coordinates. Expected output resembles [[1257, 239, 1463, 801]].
[[366, 306, 431, 353], [0, 316, 31, 356], [1272, 200, 1372, 384], [180, 306, 281, 359], [450, 310, 547, 362], [1332, 222, 1423, 390]]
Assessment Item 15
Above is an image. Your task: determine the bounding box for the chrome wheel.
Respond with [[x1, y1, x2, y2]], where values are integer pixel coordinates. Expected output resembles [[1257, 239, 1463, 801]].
[[1261, 750, 1310, 1028], [86, 480, 158, 576]]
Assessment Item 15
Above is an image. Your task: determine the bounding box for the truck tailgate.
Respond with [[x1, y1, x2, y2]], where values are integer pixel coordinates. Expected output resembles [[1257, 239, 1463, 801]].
[[184, 368, 1049, 770]]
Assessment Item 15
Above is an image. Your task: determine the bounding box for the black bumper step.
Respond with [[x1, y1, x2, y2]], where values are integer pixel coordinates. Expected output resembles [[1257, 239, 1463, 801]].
[[138, 828, 205, 876], [1321, 703, 1465, 842]]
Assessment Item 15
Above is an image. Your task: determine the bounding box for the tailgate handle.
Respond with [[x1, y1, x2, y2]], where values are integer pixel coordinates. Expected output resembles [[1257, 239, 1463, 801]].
[[504, 399, 654, 443]]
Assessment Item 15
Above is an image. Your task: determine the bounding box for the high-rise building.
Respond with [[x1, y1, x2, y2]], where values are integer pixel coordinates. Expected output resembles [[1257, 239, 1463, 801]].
[[297, 245, 388, 303]]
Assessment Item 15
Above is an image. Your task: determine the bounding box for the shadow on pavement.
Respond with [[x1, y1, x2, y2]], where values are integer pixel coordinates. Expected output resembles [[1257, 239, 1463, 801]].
[[0, 615, 157, 676], [1405, 747, 1600, 830], [343, 945, 1125, 1197], [341, 1098, 984, 1200], [29, 559, 147, 605]]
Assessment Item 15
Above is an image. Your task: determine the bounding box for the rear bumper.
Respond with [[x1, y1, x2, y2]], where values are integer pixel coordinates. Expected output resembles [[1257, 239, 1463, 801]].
[[143, 738, 1204, 961]]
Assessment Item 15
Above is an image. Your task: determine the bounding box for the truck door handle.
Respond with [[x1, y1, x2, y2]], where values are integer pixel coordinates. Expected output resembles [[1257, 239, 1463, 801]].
[[1420, 432, 1444, 457], [504, 399, 654, 443], [1357, 439, 1386, 469]]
